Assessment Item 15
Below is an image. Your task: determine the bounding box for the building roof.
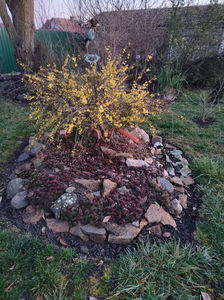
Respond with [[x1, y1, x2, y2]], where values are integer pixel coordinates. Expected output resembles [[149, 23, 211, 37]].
[[42, 17, 85, 34]]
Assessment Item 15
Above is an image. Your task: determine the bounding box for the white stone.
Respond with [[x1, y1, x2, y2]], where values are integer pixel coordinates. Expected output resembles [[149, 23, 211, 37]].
[[126, 158, 149, 168], [171, 199, 183, 216]]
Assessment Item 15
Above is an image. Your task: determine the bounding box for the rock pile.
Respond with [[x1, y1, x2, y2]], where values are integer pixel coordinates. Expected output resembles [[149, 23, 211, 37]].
[[5, 128, 195, 245]]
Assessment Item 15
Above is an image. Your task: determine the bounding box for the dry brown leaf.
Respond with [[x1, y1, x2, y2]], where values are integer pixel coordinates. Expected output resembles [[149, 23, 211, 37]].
[[46, 256, 54, 261], [201, 292, 212, 300], [102, 216, 111, 223], [95, 260, 104, 267], [59, 238, 68, 246], [35, 296, 44, 300]]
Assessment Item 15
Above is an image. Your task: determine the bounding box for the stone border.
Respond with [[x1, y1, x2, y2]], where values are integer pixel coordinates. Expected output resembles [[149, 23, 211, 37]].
[[5, 129, 195, 245]]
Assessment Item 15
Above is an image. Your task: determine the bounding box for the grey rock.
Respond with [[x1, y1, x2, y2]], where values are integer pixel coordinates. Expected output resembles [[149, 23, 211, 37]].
[[171, 199, 183, 216], [93, 191, 101, 197], [33, 158, 43, 169], [183, 176, 195, 186], [152, 136, 163, 144], [102, 179, 117, 197], [50, 193, 78, 220], [132, 220, 140, 227], [163, 232, 171, 238], [178, 194, 188, 209], [154, 142, 163, 149], [145, 202, 176, 228], [81, 224, 106, 236], [28, 142, 43, 156], [46, 218, 69, 233], [170, 176, 183, 186], [104, 222, 126, 236], [144, 157, 154, 164], [81, 224, 106, 243], [118, 186, 129, 195], [152, 136, 163, 148], [6, 178, 23, 199], [148, 224, 162, 235], [65, 186, 76, 193], [130, 127, 150, 143], [159, 178, 174, 193], [100, 146, 117, 156], [163, 170, 169, 177], [126, 158, 149, 168], [16, 93, 26, 101], [11, 191, 28, 209], [144, 203, 162, 224], [74, 178, 101, 192], [9, 172, 17, 180], [108, 224, 140, 244], [17, 152, 30, 162], [70, 224, 89, 242]]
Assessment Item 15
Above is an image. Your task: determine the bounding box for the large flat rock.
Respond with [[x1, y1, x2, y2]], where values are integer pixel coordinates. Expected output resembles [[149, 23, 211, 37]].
[[108, 224, 141, 244], [145, 203, 176, 228]]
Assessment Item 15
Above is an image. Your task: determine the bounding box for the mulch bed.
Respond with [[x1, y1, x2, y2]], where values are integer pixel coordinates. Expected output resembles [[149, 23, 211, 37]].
[[0, 130, 203, 259]]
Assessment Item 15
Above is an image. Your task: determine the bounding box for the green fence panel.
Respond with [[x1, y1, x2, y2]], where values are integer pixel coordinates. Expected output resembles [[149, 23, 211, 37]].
[[0, 27, 20, 74], [0, 28, 83, 74], [34, 30, 83, 61]]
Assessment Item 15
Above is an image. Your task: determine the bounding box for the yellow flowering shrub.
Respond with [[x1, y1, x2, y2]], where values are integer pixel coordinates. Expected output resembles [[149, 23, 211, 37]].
[[25, 49, 152, 141]]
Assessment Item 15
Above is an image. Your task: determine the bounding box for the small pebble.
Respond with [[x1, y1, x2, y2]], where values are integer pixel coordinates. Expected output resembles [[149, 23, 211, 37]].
[[41, 227, 46, 234], [163, 232, 171, 238], [80, 245, 89, 254]]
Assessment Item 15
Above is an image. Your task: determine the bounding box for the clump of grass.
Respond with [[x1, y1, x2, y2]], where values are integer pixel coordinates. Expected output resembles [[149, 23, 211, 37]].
[[106, 241, 214, 299], [191, 156, 224, 186], [0, 99, 34, 162], [0, 230, 91, 299]]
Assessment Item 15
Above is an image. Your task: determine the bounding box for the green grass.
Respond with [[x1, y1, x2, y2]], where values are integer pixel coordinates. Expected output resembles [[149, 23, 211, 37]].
[[0, 92, 224, 299], [143, 91, 224, 157], [105, 242, 214, 299], [0, 230, 91, 300], [101, 91, 224, 299], [0, 99, 34, 162]]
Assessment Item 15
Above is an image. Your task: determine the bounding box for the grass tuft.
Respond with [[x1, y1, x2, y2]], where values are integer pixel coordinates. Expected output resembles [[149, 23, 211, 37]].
[[106, 241, 214, 299], [0, 99, 34, 162]]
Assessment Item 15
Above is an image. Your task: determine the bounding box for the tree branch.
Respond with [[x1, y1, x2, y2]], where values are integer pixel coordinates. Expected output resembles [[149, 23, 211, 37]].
[[0, 0, 18, 47]]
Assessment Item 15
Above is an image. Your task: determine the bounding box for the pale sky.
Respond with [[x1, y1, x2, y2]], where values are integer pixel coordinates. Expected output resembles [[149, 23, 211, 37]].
[[1, 0, 224, 28], [34, 0, 224, 27]]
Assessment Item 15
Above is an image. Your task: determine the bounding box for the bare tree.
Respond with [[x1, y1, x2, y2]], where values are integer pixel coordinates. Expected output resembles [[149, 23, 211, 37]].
[[0, 0, 35, 65], [65, 0, 167, 62]]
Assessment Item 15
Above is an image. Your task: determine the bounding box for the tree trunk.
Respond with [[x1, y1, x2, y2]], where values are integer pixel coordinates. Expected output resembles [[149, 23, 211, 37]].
[[0, 0, 35, 66]]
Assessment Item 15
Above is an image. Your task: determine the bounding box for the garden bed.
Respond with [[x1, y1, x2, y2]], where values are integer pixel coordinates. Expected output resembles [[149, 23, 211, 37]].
[[1, 128, 200, 254]]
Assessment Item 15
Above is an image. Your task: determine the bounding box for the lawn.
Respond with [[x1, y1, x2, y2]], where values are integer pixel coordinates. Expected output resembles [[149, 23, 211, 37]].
[[0, 91, 224, 299], [0, 99, 34, 162]]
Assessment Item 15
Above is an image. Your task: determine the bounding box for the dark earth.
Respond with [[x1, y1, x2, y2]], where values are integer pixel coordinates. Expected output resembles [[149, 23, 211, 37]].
[[193, 117, 215, 128]]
